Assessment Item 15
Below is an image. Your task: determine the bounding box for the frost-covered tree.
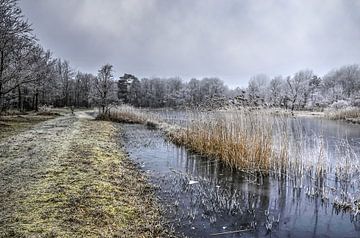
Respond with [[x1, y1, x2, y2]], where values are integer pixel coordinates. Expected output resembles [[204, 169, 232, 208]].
[[187, 78, 201, 106], [285, 70, 313, 110], [92, 64, 117, 114], [200, 78, 227, 100], [74, 72, 94, 108], [54, 59, 74, 107], [268, 76, 284, 107], [305, 75, 324, 109], [0, 0, 36, 111], [27, 45, 55, 111], [247, 74, 269, 106], [163, 77, 183, 107], [323, 65, 360, 106]]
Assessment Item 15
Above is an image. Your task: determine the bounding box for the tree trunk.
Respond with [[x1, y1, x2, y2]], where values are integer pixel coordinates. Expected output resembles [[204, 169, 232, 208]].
[[18, 86, 23, 111], [0, 50, 4, 112], [0, 86, 3, 112], [35, 89, 39, 112], [291, 95, 297, 111]]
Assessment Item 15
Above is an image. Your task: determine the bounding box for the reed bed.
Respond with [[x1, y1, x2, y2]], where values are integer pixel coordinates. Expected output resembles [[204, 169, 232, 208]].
[[325, 107, 360, 121], [104, 106, 357, 179], [105, 106, 290, 175], [100, 105, 160, 124], [104, 106, 360, 212], [166, 111, 277, 175]]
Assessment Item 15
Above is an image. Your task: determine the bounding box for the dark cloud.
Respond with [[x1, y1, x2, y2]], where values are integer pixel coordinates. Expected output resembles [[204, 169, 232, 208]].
[[19, 0, 360, 87]]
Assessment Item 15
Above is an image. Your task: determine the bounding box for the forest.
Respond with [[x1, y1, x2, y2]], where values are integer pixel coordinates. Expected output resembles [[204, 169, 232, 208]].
[[1, 0, 360, 114]]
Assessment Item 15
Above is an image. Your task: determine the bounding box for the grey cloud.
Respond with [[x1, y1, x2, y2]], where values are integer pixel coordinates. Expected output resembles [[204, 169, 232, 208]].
[[20, 0, 360, 87]]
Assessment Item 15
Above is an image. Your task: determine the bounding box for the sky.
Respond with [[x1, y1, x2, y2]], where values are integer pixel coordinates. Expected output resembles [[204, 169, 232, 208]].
[[19, 0, 360, 88]]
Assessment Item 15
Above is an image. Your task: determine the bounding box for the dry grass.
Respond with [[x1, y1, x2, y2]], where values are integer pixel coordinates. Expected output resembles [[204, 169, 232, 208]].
[[104, 106, 359, 183], [104, 106, 289, 175], [98, 106, 161, 126], [325, 107, 360, 122], [0, 117, 172, 237], [165, 111, 276, 174], [97, 110, 146, 124]]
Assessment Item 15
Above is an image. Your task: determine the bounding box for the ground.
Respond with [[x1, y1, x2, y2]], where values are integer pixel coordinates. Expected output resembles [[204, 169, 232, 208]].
[[0, 114, 57, 140], [0, 111, 170, 237]]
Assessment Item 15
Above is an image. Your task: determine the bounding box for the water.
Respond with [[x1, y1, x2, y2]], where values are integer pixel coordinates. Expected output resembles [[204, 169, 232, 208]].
[[121, 117, 360, 238]]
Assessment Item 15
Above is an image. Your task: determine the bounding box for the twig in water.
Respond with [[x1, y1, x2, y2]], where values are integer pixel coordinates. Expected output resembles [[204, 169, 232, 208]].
[[210, 228, 251, 236]]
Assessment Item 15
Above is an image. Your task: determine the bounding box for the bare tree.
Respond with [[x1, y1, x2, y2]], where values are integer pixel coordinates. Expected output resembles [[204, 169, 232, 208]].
[[92, 64, 117, 114], [0, 0, 37, 110], [268, 76, 284, 107], [285, 70, 313, 111], [74, 72, 94, 108], [247, 74, 269, 106]]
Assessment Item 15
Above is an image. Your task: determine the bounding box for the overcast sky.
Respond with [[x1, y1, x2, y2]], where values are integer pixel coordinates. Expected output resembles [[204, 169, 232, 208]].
[[19, 0, 360, 88]]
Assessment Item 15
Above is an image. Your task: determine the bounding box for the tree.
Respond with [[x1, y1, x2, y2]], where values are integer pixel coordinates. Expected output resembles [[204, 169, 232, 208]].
[[323, 65, 360, 104], [74, 72, 94, 108], [0, 0, 36, 111], [247, 74, 269, 106], [118, 73, 136, 104], [28, 46, 46, 111], [200, 78, 226, 99], [285, 70, 313, 110], [187, 78, 201, 106], [164, 77, 183, 107], [304, 75, 323, 109], [56, 60, 74, 107], [92, 64, 117, 114], [128, 77, 141, 107], [268, 76, 284, 107]]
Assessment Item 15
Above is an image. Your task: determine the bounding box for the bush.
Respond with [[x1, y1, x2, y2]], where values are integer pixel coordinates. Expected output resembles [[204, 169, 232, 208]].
[[330, 100, 350, 110], [351, 97, 360, 107]]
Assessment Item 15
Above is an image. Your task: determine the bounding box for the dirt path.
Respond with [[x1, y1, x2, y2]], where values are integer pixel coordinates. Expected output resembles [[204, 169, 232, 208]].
[[0, 111, 170, 237]]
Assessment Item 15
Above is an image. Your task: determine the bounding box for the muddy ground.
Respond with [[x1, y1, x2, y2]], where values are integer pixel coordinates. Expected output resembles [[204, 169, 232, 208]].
[[0, 111, 171, 237]]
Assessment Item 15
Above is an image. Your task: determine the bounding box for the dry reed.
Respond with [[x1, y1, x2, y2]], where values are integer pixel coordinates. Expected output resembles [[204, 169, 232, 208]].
[[166, 110, 277, 174], [104, 105, 360, 211], [325, 107, 360, 121], [105, 106, 290, 175]]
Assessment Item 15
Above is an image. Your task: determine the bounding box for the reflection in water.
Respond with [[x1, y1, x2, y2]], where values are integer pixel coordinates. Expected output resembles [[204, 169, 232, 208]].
[[122, 122, 360, 238]]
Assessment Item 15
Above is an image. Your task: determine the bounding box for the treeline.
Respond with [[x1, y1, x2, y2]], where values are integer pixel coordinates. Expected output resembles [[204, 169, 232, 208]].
[[242, 66, 360, 111], [0, 0, 96, 112], [2, 0, 359, 113], [117, 66, 360, 110], [117, 74, 227, 108]]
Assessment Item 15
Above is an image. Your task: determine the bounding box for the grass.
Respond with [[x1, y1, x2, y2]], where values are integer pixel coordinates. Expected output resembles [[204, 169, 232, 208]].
[[0, 114, 57, 140], [0, 107, 92, 140], [0, 118, 171, 237]]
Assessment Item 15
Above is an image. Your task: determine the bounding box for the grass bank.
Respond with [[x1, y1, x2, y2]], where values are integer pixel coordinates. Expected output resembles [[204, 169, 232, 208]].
[[0, 114, 171, 237]]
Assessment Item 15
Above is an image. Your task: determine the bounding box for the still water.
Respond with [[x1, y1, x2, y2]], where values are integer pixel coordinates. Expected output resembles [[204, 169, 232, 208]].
[[121, 116, 360, 238]]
